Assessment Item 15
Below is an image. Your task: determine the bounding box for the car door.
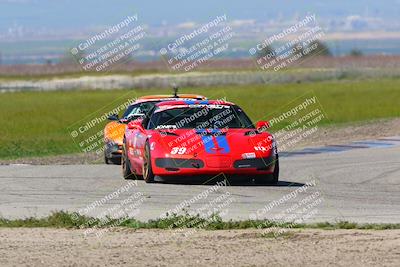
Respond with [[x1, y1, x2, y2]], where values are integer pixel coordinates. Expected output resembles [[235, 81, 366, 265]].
[[127, 102, 156, 172]]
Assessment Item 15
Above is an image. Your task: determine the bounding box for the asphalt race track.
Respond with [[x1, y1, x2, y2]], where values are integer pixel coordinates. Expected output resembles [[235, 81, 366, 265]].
[[1, 144, 400, 223]]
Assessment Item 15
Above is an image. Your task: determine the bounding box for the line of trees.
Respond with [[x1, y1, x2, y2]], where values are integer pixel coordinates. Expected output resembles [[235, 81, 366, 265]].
[[256, 40, 331, 60], [256, 40, 364, 60]]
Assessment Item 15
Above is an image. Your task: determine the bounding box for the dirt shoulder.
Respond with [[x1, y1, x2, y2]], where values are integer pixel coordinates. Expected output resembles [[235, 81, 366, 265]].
[[0, 228, 399, 267], [1, 118, 399, 165]]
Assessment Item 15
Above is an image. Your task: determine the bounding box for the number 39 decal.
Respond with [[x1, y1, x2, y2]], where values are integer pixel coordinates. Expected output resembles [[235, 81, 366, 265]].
[[171, 147, 187, 155]]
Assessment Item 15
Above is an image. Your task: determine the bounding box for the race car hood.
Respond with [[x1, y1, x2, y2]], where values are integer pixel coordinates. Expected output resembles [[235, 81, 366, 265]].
[[151, 128, 275, 159]]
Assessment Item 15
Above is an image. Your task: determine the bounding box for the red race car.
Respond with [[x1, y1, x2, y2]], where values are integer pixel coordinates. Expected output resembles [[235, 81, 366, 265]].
[[122, 99, 279, 184]]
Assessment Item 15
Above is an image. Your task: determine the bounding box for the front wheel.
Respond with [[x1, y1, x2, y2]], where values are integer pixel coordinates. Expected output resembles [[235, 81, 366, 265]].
[[104, 151, 110, 164], [255, 156, 279, 185], [270, 158, 279, 184], [122, 143, 133, 180], [143, 141, 155, 183]]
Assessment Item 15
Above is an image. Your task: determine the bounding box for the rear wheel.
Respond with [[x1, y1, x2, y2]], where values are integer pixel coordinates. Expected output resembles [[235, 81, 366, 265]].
[[143, 141, 155, 183]]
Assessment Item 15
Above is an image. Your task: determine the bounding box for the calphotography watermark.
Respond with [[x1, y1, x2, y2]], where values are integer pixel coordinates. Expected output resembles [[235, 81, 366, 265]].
[[250, 93, 328, 154], [71, 181, 145, 238], [154, 97, 242, 167], [68, 97, 137, 156], [249, 178, 324, 237], [71, 14, 146, 72], [160, 177, 235, 238], [160, 14, 234, 72], [249, 14, 326, 72]]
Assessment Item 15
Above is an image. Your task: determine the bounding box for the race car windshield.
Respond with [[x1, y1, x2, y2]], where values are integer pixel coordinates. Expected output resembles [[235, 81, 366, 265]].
[[147, 105, 255, 130]]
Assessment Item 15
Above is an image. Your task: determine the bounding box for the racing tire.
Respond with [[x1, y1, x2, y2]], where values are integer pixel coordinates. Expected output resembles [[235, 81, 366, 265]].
[[122, 143, 134, 180], [104, 152, 110, 164], [109, 157, 122, 165], [106, 155, 121, 165], [143, 141, 155, 183], [255, 156, 279, 185], [271, 157, 279, 184]]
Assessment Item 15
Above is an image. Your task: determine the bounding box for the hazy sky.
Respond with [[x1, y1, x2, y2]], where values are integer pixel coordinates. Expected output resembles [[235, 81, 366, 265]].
[[0, 0, 399, 29]]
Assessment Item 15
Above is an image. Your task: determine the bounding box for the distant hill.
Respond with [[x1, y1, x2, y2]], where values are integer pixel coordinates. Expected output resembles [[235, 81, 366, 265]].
[[0, 0, 399, 29]]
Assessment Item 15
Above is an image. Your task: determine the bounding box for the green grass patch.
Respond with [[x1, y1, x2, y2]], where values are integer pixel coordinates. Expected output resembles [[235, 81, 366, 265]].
[[1, 78, 400, 159], [260, 231, 296, 239], [0, 67, 324, 81], [0, 69, 167, 81], [1, 211, 399, 230]]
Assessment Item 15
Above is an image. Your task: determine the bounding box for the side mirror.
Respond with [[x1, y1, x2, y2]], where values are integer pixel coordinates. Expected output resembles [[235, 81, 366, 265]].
[[127, 119, 144, 131], [256, 121, 270, 131], [108, 114, 119, 121]]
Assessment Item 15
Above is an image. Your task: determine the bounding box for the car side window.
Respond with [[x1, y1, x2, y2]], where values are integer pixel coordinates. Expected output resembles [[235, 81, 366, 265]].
[[145, 112, 157, 129], [122, 104, 140, 119], [138, 102, 154, 115], [233, 105, 255, 128]]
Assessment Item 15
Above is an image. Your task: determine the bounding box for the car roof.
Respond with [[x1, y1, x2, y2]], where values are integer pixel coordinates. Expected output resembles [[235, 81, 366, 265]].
[[155, 99, 234, 109], [138, 94, 206, 101]]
